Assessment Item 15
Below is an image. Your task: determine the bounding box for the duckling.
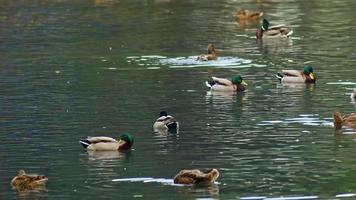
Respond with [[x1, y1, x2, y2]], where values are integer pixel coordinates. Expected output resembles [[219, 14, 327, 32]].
[[351, 88, 356, 101], [276, 66, 316, 84], [173, 169, 219, 185], [79, 133, 134, 151], [11, 170, 48, 190], [153, 111, 179, 131], [256, 18, 293, 39], [333, 112, 356, 130], [205, 75, 247, 92], [235, 8, 263, 21], [197, 44, 217, 61]]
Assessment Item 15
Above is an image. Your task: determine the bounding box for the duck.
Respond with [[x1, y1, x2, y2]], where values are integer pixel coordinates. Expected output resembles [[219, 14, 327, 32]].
[[196, 44, 217, 61], [351, 88, 356, 100], [276, 66, 316, 84], [256, 18, 293, 39], [333, 111, 356, 130], [11, 170, 48, 190], [205, 75, 247, 92], [153, 111, 179, 131], [235, 8, 263, 21], [79, 133, 134, 151], [173, 169, 219, 185]]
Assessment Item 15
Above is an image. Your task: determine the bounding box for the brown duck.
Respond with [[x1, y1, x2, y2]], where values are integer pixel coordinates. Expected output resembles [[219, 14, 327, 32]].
[[173, 169, 219, 185], [333, 112, 356, 130], [11, 170, 48, 190]]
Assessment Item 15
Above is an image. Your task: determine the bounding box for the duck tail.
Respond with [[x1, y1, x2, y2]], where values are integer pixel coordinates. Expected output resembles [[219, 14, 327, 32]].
[[286, 30, 293, 37], [333, 111, 343, 130], [205, 80, 215, 88], [276, 73, 284, 82], [79, 139, 91, 149]]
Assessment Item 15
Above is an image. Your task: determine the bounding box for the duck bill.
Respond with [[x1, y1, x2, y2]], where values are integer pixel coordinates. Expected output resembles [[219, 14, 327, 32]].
[[241, 80, 248, 86], [309, 72, 315, 80]]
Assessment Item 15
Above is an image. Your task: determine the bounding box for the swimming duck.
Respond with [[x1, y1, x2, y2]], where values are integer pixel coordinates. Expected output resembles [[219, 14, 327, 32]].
[[235, 8, 263, 21], [351, 88, 356, 100], [11, 170, 48, 190], [196, 44, 217, 61], [256, 18, 293, 39], [276, 66, 316, 84], [153, 111, 179, 131], [205, 75, 247, 92], [333, 112, 356, 130], [173, 169, 219, 185], [79, 133, 134, 151]]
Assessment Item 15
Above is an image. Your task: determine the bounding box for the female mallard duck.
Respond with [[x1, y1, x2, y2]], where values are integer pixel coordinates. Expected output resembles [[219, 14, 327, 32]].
[[173, 169, 219, 185], [79, 133, 134, 151], [333, 112, 356, 130], [197, 44, 217, 61], [235, 8, 263, 21], [205, 75, 248, 92], [276, 66, 316, 84], [153, 111, 179, 131], [11, 170, 48, 190], [351, 88, 356, 100], [256, 18, 293, 39]]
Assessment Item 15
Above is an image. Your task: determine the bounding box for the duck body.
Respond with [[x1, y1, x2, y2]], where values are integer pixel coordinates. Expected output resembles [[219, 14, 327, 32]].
[[205, 76, 247, 92], [80, 133, 133, 151], [333, 112, 356, 130], [153, 111, 179, 131], [276, 66, 316, 84], [173, 169, 219, 185], [11, 170, 48, 190], [235, 8, 263, 21], [256, 19, 293, 39], [197, 44, 217, 61]]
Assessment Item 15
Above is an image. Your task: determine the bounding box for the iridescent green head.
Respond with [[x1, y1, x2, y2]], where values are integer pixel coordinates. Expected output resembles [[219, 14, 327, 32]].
[[303, 66, 314, 75], [120, 133, 134, 148], [231, 75, 248, 86], [262, 18, 269, 31]]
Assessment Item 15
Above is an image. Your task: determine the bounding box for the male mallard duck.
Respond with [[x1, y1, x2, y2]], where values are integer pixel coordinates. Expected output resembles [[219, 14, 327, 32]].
[[79, 133, 134, 151], [153, 111, 179, 131], [11, 170, 48, 190], [173, 169, 219, 185], [256, 18, 293, 39], [351, 88, 356, 100], [276, 66, 316, 84], [235, 8, 263, 21], [197, 44, 217, 61], [333, 112, 356, 130], [205, 75, 248, 92]]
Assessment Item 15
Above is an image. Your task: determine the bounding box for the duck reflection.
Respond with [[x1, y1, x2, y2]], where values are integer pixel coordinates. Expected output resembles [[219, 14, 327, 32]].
[[257, 37, 293, 54], [178, 183, 219, 197], [87, 150, 131, 161]]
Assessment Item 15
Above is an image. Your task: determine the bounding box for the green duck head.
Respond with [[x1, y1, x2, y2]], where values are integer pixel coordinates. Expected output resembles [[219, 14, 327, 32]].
[[120, 133, 134, 148], [262, 18, 269, 31], [303, 66, 315, 80], [231, 75, 248, 86]]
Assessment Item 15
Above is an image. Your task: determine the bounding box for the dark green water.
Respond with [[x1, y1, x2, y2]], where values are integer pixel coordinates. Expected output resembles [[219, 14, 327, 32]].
[[1, 0, 356, 199]]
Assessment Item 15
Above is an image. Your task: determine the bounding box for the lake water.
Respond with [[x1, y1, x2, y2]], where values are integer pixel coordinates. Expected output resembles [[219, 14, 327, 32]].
[[1, 0, 356, 199]]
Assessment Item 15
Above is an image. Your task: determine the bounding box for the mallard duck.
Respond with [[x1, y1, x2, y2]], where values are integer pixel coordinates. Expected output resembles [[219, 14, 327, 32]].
[[197, 44, 217, 61], [351, 88, 356, 100], [333, 112, 356, 130], [153, 111, 179, 131], [173, 169, 219, 185], [205, 75, 247, 92], [276, 66, 316, 84], [235, 8, 263, 21], [11, 170, 48, 190], [79, 133, 134, 151], [256, 18, 293, 39]]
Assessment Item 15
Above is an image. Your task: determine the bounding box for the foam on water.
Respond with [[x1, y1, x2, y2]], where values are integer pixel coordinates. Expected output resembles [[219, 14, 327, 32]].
[[257, 114, 331, 127], [126, 55, 263, 69]]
